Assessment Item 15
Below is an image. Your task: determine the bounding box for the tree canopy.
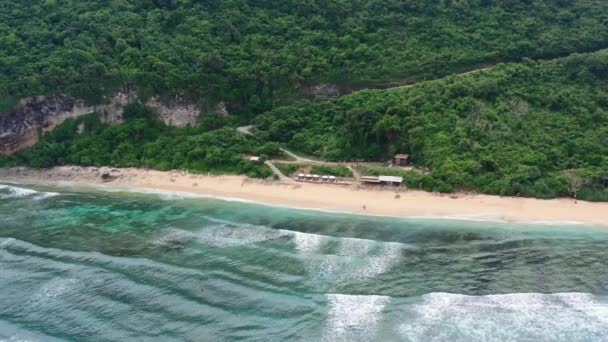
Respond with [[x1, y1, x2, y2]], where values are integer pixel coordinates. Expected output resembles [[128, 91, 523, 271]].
[[254, 51, 608, 200], [2, 103, 277, 178], [2, 1, 608, 200], [1, 0, 608, 113]]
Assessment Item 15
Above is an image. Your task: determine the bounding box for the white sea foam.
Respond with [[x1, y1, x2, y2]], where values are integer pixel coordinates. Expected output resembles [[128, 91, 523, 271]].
[[151, 228, 196, 247], [29, 278, 79, 304], [353, 242, 402, 280], [194, 223, 289, 247], [0, 238, 16, 249], [177, 223, 287, 247], [114, 185, 258, 204], [292, 231, 326, 254], [323, 294, 390, 341], [336, 236, 374, 256], [399, 292, 608, 341], [290, 231, 403, 281], [0, 184, 38, 197], [0, 184, 59, 200], [35, 192, 60, 199]]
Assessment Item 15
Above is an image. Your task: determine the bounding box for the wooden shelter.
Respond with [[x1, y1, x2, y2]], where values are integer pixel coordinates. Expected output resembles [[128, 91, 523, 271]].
[[393, 154, 410, 166]]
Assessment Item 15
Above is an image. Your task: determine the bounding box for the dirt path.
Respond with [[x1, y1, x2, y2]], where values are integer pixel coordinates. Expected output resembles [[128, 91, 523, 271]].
[[392, 66, 494, 90], [278, 148, 320, 163]]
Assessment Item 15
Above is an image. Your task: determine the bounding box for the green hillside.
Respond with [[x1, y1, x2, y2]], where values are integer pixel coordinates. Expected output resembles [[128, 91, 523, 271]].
[[2, 1, 608, 200], [4, 50, 608, 200], [1, 0, 608, 113], [254, 51, 608, 199]]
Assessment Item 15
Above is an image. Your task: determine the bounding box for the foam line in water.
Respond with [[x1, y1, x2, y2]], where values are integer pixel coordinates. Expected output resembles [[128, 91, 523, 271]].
[[0, 184, 60, 200], [399, 292, 608, 341], [88, 183, 260, 204], [288, 231, 404, 282], [323, 294, 390, 341], [155, 221, 290, 249], [0, 184, 39, 197], [291, 231, 326, 254], [354, 242, 402, 280], [287, 229, 413, 256], [194, 224, 289, 247]]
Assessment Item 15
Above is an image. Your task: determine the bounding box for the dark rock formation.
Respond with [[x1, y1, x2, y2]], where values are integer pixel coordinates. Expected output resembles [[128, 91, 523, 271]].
[[0, 94, 93, 155]]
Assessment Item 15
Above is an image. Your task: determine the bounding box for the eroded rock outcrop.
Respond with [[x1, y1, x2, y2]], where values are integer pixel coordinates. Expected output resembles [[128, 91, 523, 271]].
[[145, 95, 200, 127], [0, 90, 228, 155], [0, 91, 136, 155], [0, 94, 96, 155], [304, 83, 343, 100]]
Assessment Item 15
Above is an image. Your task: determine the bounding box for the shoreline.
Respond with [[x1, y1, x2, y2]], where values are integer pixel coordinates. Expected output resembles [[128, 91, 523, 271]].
[[2, 166, 608, 227]]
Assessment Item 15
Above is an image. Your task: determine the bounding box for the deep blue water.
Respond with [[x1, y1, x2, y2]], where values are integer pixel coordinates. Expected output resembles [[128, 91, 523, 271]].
[[1, 183, 608, 341]]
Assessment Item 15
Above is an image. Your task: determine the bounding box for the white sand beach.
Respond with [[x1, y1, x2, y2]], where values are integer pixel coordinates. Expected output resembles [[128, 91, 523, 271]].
[[1, 166, 608, 226]]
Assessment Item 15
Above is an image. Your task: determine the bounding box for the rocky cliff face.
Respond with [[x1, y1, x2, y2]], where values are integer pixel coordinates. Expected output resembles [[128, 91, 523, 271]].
[[145, 95, 200, 127], [0, 94, 96, 155], [0, 91, 226, 155]]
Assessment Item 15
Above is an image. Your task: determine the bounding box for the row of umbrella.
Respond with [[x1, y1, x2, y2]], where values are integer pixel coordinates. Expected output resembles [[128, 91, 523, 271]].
[[296, 174, 337, 181]]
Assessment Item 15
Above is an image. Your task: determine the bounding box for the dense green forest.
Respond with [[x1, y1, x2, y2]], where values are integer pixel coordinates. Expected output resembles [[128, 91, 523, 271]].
[[4, 50, 608, 200], [254, 51, 608, 200], [2, 0, 608, 113], [2, 1, 608, 200], [0, 104, 279, 178]]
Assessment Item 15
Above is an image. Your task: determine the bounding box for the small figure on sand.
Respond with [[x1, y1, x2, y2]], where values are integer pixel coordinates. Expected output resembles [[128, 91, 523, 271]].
[[362, 204, 366, 210]]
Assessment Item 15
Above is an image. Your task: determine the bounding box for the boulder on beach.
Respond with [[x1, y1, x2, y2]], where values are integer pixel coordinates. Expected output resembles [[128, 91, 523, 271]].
[[101, 172, 118, 182]]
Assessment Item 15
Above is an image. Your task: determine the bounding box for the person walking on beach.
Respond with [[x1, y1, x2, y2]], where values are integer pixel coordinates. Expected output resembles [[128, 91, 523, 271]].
[[362, 204, 366, 210]]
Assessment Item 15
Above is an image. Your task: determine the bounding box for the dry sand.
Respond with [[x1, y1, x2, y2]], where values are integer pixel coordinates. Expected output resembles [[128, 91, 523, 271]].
[[1, 166, 608, 226]]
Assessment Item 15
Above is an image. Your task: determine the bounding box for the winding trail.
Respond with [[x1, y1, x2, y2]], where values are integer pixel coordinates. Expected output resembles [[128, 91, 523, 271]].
[[279, 148, 319, 163], [382, 66, 494, 90]]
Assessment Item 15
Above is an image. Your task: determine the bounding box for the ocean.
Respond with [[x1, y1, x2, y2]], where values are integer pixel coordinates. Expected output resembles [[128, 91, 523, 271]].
[[1, 183, 608, 341]]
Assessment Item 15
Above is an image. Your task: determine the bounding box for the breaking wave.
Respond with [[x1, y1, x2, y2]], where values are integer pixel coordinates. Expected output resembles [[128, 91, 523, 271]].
[[399, 292, 608, 341], [0, 184, 59, 200], [323, 294, 390, 341]]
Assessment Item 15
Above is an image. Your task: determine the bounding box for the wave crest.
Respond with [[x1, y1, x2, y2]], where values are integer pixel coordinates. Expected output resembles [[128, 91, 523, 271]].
[[399, 292, 608, 341]]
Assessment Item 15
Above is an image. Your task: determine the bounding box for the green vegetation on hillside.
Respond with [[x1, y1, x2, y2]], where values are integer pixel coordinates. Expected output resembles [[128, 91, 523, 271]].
[[2, 51, 608, 200], [310, 165, 353, 178], [274, 163, 353, 177], [1, 0, 608, 113], [255, 51, 608, 200], [1, 104, 277, 178]]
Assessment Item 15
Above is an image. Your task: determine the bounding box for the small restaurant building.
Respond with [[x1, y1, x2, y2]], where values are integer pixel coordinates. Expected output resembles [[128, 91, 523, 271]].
[[360, 175, 403, 186]]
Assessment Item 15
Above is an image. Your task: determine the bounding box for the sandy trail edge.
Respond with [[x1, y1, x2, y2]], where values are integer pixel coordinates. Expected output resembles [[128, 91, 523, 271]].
[[1, 166, 607, 227]]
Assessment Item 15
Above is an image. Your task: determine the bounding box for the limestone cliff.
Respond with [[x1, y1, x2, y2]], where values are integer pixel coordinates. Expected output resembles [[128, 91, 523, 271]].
[[0, 91, 227, 155], [145, 95, 200, 127]]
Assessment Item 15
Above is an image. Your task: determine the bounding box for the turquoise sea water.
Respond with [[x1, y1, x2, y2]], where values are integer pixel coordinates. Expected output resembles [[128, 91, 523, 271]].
[[1, 183, 608, 341]]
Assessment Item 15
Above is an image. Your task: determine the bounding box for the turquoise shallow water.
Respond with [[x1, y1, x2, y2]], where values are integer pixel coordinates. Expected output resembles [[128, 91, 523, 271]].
[[1, 183, 608, 341]]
